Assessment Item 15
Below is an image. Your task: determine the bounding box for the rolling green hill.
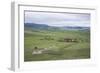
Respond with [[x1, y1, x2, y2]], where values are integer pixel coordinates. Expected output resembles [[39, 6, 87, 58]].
[[24, 23, 90, 61]]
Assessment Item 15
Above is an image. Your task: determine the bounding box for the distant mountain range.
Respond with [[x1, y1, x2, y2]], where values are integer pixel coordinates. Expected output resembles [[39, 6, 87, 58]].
[[24, 23, 49, 29], [24, 23, 90, 31], [60, 26, 90, 30]]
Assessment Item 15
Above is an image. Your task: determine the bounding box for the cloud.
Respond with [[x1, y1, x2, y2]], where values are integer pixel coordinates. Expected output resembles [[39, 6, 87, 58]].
[[25, 11, 90, 27]]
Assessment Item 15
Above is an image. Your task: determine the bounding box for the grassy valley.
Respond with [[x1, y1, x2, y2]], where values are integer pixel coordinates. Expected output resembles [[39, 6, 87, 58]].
[[24, 23, 90, 61]]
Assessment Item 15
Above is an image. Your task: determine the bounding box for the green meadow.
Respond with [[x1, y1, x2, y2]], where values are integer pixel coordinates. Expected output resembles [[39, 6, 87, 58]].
[[24, 29, 90, 61]]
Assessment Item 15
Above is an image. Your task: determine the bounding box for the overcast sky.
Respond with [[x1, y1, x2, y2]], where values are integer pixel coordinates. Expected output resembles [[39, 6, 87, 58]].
[[24, 11, 90, 27]]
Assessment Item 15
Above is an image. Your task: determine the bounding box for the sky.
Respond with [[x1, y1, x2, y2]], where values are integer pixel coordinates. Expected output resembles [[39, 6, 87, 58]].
[[24, 11, 90, 27]]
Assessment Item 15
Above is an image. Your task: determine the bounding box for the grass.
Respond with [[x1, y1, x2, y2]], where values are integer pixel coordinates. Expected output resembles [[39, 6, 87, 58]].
[[24, 29, 90, 61]]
